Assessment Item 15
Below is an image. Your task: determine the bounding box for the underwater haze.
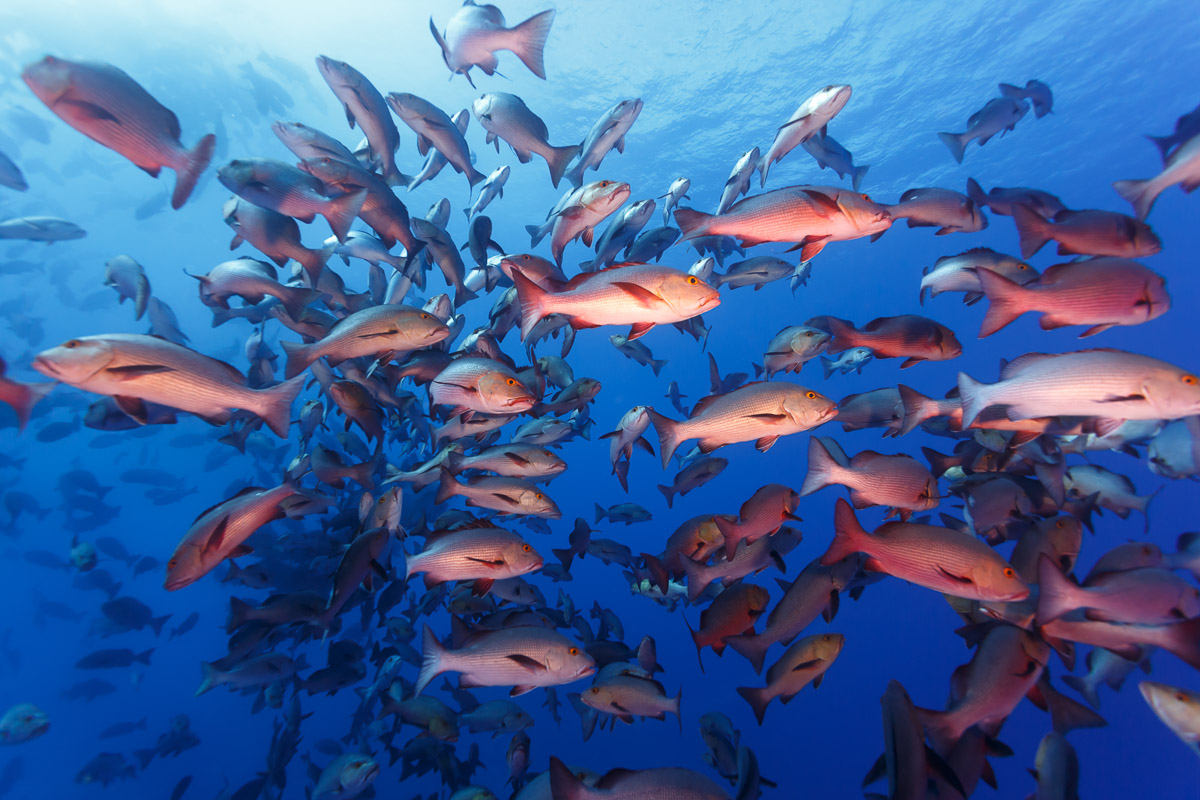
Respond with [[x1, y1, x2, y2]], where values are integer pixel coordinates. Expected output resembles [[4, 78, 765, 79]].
[[1, 1, 1199, 798]]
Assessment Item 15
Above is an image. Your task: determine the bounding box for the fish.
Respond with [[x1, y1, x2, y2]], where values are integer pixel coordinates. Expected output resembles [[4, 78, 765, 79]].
[[0, 150, 28, 192], [736, 633, 843, 724], [415, 624, 594, 696], [547, 757, 727, 799], [758, 326, 830, 378], [75, 648, 153, 669], [824, 315, 961, 368], [430, 357, 536, 416], [801, 134, 869, 192], [466, 166, 510, 218], [919, 247, 1036, 305], [657, 457, 727, 509], [580, 672, 682, 727], [32, 333, 305, 437], [624, 226, 681, 263], [1139, 681, 1200, 756], [513, 263, 719, 342], [610, 334, 667, 376], [717, 147, 761, 215], [315, 56, 405, 187], [1036, 556, 1200, 625], [473, 92, 580, 188], [758, 85, 853, 186], [189, 257, 317, 321], [711, 256, 808, 291], [526, 180, 631, 266], [1147, 103, 1200, 162], [280, 305, 449, 378], [217, 158, 366, 243], [820, 347, 873, 378], [886, 187, 987, 234], [223, 196, 334, 284], [975, 256, 1169, 337], [800, 437, 939, 513], [583, 199, 656, 272], [0, 356, 55, 432], [821, 499, 1029, 602], [0, 216, 86, 242], [430, 3, 556, 84], [271, 120, 358, 164], [938, 96, 1029, 164], [957, 349, 1200, 429], [999, 79, 1054, 118], [712, 483, 801, 559], [22, 56, 215, 208], [965, 178, 1066, 219], [1012, 204, 1162, 258], [566, 99, 643, 189], [405, 524, 543, 592], [1113, 132, 1200, 220], [675, 185, 892, 261], [648, 381, 837, 465], [387, 91, 485, 189], [437, 470, 562, 518], [297, 155, 422, 257], [102, 255, 151, 321], [594, 502, 652, 525], [0, 704, 49, 744], [661, 178, 691, 225]]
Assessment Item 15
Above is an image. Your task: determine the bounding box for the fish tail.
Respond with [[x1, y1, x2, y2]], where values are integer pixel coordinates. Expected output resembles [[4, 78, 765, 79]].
[[3, 380, 54, 433], [1145, 133, 1173, 160], [1061, 674, 1101, 710], [755, 152, 771, 188], [673, 207, 713, 241], [937, 131, 966, 164], [824, 316, 856, 353], [955, 371, 993, 429], [546, 143, 581, 189], [997, 82, 1022, 98], [1011, 202, 1051, 258], [1167, 617, 1200, 670], [715, 515, 741, 561], [414, 625, 447, 696], [800, 435, 841, 496], [965, 177, 987, 206], [467, 166, 487, 187], [851, 163, 870, 193], [434, 466, 459, 505], [725, 633, 769, 675], [383, 165, 414, 189], [564, 162, 584, 189], [256, 373, 306, 438], [820, 355, 836, 379], [150, 614, 171, 637], [323, 189, 368, 243], [135, 648, 154, 666], [279, 340, 313, 380], [507, 8, 556, 80], [897, 384, 942, 436], [1035, 554, 1080, 626], [641, 552, 669, 595], [1044, 682, 1107, 734], [551, 546, 576, 573], [644, 408, 681, 468], [548, 756, 587, 800], [820, 498, 868, 566], [1112, 177, 1157, 222], [525, 220, 550, 247], [650, 358, 668, 377], [195, 661, 222, 696], [975, 268, 1028, 338], [512, 269, 552, 341], [915, 706, 961, 756], [299, 244, 335, 286], [736, 685, 770, 726], [656, 483, 674, 508], [171, 133, 216, 209], [681, 554, 710, 603], [280, 284, 319, 321], [134, 276, 150, 321], [593, 502, 607, 524]]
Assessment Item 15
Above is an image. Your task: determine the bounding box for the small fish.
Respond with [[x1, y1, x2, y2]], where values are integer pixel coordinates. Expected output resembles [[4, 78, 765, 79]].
[[1113, 132, 1200, 220], [594, 502, 652, 525], [0, 150, 28, 191], [610, 334, 667, 376], [712, 256, 808, 291], [1012, 205, 1161, 258], [825, 315, 961, 368], [465, 165, 510, 219], [0, 704, 49, 744], [801, 134, 869, 192], [405, 524, 543, 592], [566, 99, 643, 189], [473, 92, 579, 187], [387, 91, 484, 190], [759, 325, 830, 378], [526, 180, 630, 266], [436, 470, 561, 518], [820, 346, 873, 378], [0, 216, 86, 242], [736, 632, 843, 724], [280, 305, 448, 378], [758, 85, 853, 186], [657, 457, 727, 509], [938, 96, 1029, 164], [965, 178, 1066, 219], [999, 79, 1054, 118], [918, 247, 1036, 305], [216, 158, 365, 242], [102, 255, 151, 321], [886, 187, 987, 234], [661, 178, 691, 225], [315, 56, 404, 187], [415, 625, 594, 696], [800, 437, 939, 513]]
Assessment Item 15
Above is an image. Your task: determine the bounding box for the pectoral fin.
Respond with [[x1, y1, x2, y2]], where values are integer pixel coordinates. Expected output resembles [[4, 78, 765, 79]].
[[506, 654, 548, 672], [106, 364, 177, 379]]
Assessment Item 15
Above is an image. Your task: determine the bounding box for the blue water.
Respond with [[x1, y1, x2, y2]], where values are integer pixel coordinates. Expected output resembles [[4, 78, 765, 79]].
[[1, 1, 1198, 797]]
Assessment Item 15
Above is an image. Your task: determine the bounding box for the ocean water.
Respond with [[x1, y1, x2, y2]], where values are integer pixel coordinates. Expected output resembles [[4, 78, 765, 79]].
[[1, 0, 1198, 798]]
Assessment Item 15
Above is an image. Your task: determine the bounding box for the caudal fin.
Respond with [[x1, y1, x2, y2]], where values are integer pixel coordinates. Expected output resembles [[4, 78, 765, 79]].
[[965, 177, 987, 206], [956, 371, 993, 429], [915, 706, 961, 756], [548, 756, 587, 800], [824, 316, 857, 353], [564, 162, 585, 189], [2, 380, 55, 432], [1145, 133, 1174, 162], [1035, 554, 1082, 626], [279, 340, 313, 380], [414, 625, 447, 696], [673, 207, 714, 242], [323, 189, 368, 243], [1061, 674, 1101, 710], [820, 355, 836, 379], [657, 483, 675, 508], [898, 384, 945, 436], [819, 498, 868, 566], [1011, 203, 1052, 258], [434, 467, 459, 506], [645, 408, 682, 468], [736, 685, 771, 725], [195, 661, 222, 696], [799, 436, 841, 496], [681, 554, 711, 603], [512, 269, 553, 341], [507, 9, 556, 79], [256, 373, 305, 437], [298, 243, 335, 286], [1112, 178, 1158, 222], [938, 131, 967, 164], [280, 285, 319, 322], [172, 133, 216, 209], [1164, 616, 1200, 670], [135, 648, 154, 666], [726, 632, 770, 675], [975, 268, 1029, 338], [546, 143, 581, 189], [850, 164, 870, 193], [134, 276, 150, 321]]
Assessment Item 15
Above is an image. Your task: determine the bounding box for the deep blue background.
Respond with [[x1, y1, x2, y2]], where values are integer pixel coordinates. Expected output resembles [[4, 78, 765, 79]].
[[0, 1, 1198, 797]]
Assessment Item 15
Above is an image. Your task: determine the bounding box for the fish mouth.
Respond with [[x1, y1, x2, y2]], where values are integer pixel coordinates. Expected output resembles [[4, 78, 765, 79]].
[[31, 355, 59, 378]]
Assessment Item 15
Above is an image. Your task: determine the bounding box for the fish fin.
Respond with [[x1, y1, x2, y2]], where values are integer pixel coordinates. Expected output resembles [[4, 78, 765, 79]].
[[820, 498, 868, 566], [546, 144, 581, 189], [937, 131, 966, 164], [956, 371, 993, 429], [60, 98, 120, 124], [1011, 203, 1052, 258], [323, 189, 368, 243], [505, 654, 548, 672], [610, 281, 662, 308], [755, 435, 780, 453], [113, 395, 149, 424], [627, 322, 655, 340], [201, 515, 232, 557], [172, 133, 216, 209], [512, 268, 552, 341], [507, 8, 556, 79], [105, 364, 177, 379], [673, 207, 713, 240], [1112, 178, 1155, 221], [800, 436, 839, 496], [899, 357, 925, 369], [735, 685, 769, 725], [414, 625, 446, 695], [976, 268, 1028, 337]]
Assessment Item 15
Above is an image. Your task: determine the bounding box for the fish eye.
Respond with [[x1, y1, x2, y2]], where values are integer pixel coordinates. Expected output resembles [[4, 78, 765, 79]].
[[599, 181, 611, 187], [686, 276, 698, 284], [1183, 374, 1198, 386], [167, 558, 178, 568], [1055, 520, 1064, 528], [861, 194, 870, 201], [534, 493, 543, 500], [1178, 693, 1189, 702], [806, 391, 816, 399], [506, 378, 516, 386], [522, 544, 531, 552], [571, 647, 581, 657], [804, 331, 813, 336], [420, 313, 430, 320], [1018, 263, 1029, 270], [1003, 567, 1015, 578], [63, 339, 80, 349]]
